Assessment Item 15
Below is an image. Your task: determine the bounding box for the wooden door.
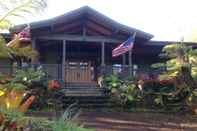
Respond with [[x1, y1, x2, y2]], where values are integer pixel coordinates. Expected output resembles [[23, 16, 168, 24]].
[[65, 61, 92, 83]]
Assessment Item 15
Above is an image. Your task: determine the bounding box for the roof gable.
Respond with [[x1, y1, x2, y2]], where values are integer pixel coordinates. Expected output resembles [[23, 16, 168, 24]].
[[11, 6, 153, 40]]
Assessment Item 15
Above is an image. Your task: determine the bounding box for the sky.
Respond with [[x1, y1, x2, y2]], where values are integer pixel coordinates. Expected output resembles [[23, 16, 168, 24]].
[[25, 0, 197, 41]]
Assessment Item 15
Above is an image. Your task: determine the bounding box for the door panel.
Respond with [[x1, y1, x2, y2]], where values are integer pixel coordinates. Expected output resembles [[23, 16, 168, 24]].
[[65, 61, 92, 83]]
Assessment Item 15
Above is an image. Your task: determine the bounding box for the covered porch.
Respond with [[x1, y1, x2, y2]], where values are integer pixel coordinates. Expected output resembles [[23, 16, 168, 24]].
[[34, 39, 161, 85], [10, 6, 157, 86], [35, 38, 137, 85]]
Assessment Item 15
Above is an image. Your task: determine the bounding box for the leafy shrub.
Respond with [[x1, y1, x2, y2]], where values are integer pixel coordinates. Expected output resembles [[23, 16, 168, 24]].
[[104, 75, 121, 90], [104, 75, 142, 107]]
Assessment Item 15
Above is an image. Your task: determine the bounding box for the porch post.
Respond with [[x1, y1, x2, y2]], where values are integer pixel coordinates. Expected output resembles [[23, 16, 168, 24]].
[[31, 38, 38, 64], [32, 38, 36, 49], [100, 41, 105, 76], [101, 41, 105, 66], [62, 40, 66, 83], [128, 50, 133, 76], [122, 54, 126, 65]]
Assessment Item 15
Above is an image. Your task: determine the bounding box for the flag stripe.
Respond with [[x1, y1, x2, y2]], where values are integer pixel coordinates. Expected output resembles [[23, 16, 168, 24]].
[[6, 26, 31, 47], [112, 35, 135, 57]]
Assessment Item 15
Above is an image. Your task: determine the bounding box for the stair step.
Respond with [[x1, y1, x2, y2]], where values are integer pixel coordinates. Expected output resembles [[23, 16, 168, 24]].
[[60, 85, 111, 108], [65, 83, 98, 87], [64, 94, 104, 97]]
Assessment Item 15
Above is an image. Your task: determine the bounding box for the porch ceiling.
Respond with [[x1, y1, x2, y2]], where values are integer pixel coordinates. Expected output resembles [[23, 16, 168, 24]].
[[36, 34, 122, 43]]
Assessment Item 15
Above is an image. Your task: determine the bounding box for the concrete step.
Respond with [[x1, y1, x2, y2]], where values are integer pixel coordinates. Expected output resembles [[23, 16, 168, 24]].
[[61, 94, 112, 108]]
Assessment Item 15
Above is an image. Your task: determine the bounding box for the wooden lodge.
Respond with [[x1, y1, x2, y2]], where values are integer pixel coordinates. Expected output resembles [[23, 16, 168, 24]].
[[1, 6, 174, 88]]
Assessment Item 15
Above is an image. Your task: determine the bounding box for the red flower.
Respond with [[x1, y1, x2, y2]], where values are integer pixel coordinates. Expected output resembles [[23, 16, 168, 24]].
[[48, 80, 61, 90], [9, 122, 17, 129]]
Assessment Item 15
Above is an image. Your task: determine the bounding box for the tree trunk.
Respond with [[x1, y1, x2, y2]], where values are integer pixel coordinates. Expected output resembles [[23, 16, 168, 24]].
[[179, 66, 197, 89]]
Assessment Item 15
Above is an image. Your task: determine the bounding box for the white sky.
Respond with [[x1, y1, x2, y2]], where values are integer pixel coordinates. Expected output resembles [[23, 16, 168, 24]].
[[26, 0, 197, 41]]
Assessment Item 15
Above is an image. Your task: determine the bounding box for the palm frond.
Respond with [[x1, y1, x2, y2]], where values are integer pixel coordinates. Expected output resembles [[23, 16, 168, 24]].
[[0, 0, 47, 30], [10, 45, 39, 59], [0, 35, 10, 58]]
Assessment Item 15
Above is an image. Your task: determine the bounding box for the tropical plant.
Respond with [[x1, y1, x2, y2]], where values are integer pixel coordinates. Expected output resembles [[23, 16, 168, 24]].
[[0, 108, 24, 130], [151, 39, 197, 112], [0, 0, 47, 30], [0, 0, 47, 66], [104, 75, 121, 90], [12, 67, 46, 85], [51, 103, 94, 131], [104, 75, 142, 107]]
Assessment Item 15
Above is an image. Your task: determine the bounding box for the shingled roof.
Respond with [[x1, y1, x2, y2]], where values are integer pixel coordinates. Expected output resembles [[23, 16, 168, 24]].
[[11, 6, 153, 40]]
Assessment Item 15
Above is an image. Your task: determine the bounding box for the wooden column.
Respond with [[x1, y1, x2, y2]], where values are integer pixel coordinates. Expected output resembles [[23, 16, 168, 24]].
[[122, 54, 126, 65], [101, 42, 105, 66], [62, 40, 66, 82], [32, 38, 36, 49], [128, 50, 133, 76], [31, 38, 38, 64]]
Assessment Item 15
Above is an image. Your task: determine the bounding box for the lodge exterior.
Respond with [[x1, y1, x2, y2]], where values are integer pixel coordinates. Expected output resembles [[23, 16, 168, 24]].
[[1, 6, 171, 87]]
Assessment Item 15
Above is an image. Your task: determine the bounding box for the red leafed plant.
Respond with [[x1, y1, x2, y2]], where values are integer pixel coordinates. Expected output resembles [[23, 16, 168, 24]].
[[48, 80, 61, 90], [159, 79, 174, 85]]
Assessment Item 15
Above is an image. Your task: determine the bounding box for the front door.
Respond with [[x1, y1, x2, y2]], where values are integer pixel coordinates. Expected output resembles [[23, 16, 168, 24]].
[[65, 61, 92, 83]]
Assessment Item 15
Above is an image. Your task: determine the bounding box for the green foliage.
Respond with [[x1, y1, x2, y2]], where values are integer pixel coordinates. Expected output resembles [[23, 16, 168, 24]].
[[104, 75, 142, 107], [51, 103, 94, 131], [0, 104, 94, 131], [151, 63, 165, 69], [104, 75, 121, 90], [153, 41, 197, 79], [121, 84, 142, 103], [13, 67, 46, 85], [151, 39, 197, 112], [4, 82, 27, 91], [0, 67, 45, 92], [0, 0, 47, 30], [0, 0, 46, 64], [0, 38, 39, 64], [154, 95, 164, 106], [20, 117, 52, 130], [52, 120, 93, 131], [10, 45, 39, 59], [0, 36, 10, 58], [0, 108, 24, 122]]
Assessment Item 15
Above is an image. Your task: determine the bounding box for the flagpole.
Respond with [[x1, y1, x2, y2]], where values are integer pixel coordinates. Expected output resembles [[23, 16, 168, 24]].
[[129, 32, 136, 76]]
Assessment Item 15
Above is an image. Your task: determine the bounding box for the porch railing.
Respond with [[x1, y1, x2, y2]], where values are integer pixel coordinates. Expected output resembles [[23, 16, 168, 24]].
[[0, 65, 13, 75], [0, 64, 159, 81], [0, 64, 62, 80], [41, 64, 62, 80]]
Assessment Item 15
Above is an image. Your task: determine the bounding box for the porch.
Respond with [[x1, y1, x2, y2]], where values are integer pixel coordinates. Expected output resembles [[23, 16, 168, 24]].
[[38, 64, 137, 84], [8, 6, 160, 89], [0, 64, 152, 86], [34, 39, 139, 86]]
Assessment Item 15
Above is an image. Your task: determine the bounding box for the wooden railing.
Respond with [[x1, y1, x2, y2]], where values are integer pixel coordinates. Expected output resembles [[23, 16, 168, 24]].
[[97, 65, 135, 78], [65, 66, 91, 83], [0, 64, 62, 80], [0, 64, 159, 82], [0, 65, 13, 75], [41, 64, 62, 80], [96, 65, 164, 80]]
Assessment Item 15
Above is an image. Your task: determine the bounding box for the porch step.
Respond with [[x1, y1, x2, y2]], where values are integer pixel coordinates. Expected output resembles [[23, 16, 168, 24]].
[[61, 96, 112, 108], [60, 86, 112, 108], [62, 87, 107, 97], [65, 82, 99, 88]]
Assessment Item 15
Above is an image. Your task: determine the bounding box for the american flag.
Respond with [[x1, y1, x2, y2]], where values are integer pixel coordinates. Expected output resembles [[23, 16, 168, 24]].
[[112, 35, 135, 57], [18, 26, 31, 42], [7, 25, 31, 47]]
